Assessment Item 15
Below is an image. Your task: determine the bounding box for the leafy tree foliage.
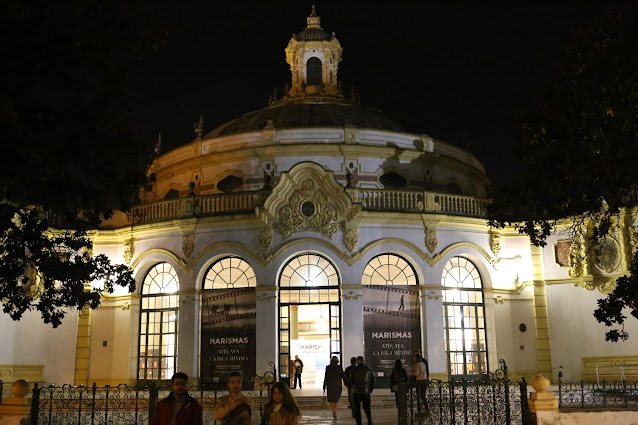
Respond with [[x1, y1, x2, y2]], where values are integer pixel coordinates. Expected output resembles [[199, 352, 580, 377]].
[[0, 2, 162, 326], [488, 9, 638, 341]]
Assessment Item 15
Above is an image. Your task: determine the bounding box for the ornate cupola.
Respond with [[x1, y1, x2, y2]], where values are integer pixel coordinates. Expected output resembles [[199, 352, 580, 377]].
[[284, 5, 343, 99]]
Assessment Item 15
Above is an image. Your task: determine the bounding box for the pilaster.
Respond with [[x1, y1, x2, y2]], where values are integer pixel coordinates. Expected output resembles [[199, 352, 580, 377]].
[[74, 308, 92, 386], [530, 244, 553, 379]]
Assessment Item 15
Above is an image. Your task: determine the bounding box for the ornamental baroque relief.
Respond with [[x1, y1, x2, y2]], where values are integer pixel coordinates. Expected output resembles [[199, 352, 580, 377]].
[[574, 280, 616, 295], [343, 227, 358, 252], [627, 226, 638, 261], [259, 228, 273, 253], [260, 162, 361, 241], [425, 229, 438, 254], [182, 234, 195, 259], [592, 236, 620, 273], [568, 236, 587, 278], [274, 180, 339, 238], [490, 232, 501, 258], [122, 239, 134, 265]]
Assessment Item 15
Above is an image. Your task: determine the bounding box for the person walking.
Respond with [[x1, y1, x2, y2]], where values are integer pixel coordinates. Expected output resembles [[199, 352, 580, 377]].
[[390, 359, 408, 409], [344, 357, 357, 418], [213, 372, 252, 425], [260, 382, 301, 425], [350, 355, 375, 425], [150, 372, 203, 425], [292, 355, 304, 389], [323, 356, 345, 419]]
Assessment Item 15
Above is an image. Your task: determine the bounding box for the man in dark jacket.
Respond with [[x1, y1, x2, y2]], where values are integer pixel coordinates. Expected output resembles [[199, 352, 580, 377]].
[[350, 356, 375, 425], [150, 372, 203, 425], [344, 356, 357, 418]]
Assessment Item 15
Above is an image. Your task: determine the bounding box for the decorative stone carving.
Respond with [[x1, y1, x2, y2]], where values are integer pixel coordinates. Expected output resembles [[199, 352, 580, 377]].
[[122, 239, 134, 266], [259, 228, 272, 253], [182, 234, 194, 259], [574, 280, 616, 295], [592, 236, 620, 273], [425, 229, 438, 254], [568, 236, 587, 278], [494, 295, 505, 304], [259, 162, 361, 240], [554, 240, 571, 267], [342, 290, 362, 300], [256, 291, 277, 302], [626, 226, 638, 261], [343, 227, 358, 252], [490, 232, 501, 258], [574, 281, 595, 291], [423, 291, 442, 300]]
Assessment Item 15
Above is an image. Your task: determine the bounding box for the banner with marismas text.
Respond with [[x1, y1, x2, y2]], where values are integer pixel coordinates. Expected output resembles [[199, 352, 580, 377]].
[[362, 285, 421, 381], [201, 288, 256, 387]]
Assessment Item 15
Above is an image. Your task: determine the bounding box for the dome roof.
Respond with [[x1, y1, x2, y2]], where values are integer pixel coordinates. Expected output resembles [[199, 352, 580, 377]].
[[206, 101, 406, 138], [295, 27, 333, 41]]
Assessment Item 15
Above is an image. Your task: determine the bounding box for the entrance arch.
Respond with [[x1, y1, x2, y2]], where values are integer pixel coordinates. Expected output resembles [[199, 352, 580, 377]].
[[278, 253, 341, 388]]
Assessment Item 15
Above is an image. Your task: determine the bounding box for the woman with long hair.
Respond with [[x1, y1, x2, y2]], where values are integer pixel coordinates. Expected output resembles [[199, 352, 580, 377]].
[[390, 358, 408, 409], [323, 356, 346, 419], [260, 382, 301, 425]]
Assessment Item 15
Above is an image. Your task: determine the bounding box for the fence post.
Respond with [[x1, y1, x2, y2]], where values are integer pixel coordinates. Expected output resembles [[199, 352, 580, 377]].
[[558, 371, 562, 408], [149, 381, 158, 420], [520, 377, 535, 425], [397, 382, 407, 425], [91, 383, 96, 425], [29, 383, 40, 425], [504, 378, 511, 424]]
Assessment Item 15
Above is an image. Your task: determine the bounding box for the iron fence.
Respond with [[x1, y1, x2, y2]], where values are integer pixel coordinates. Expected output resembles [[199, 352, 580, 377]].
[[31, 363, 276, 425], [1, 379, 3, 404], [558, 371, 638, 409], [397, 360, 534, 425]]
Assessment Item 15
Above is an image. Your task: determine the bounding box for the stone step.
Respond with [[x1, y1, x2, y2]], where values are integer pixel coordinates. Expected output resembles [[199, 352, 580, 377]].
[[294, 395, 396, 410]]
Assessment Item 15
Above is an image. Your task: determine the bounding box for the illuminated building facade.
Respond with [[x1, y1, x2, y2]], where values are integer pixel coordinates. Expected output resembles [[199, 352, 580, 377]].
[[1, 6, 637, 388]]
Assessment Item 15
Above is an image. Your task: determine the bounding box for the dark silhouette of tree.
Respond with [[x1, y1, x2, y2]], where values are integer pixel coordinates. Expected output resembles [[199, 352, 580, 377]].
[[488, 9, 638, 341], [0, 1, 164, 326]]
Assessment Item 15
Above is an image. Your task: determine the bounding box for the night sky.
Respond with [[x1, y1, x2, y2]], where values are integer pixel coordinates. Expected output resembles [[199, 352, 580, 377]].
[[127, 2, 623, 188]]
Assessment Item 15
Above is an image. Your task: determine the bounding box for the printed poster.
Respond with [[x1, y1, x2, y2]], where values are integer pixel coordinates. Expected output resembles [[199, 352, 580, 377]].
[[201, 288, 256, 387], [362, 285, 421, 379]]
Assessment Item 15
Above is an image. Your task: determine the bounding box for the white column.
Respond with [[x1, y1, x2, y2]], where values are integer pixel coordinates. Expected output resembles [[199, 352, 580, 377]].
[[256, 287, 278, 375], [423, 289, 447, 376], [341, 284, 364, 361]]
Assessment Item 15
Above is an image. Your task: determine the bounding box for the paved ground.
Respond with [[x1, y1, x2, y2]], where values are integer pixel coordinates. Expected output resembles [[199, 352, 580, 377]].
[[298, 407, 401, 425]]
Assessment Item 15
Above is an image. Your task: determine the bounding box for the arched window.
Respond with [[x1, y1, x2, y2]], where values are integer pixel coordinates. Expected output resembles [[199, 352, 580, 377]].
[[442, 257, 488, 378], [203, 256, 256, 289], [138, 263, 179, 381], [278, 253, 341, 385], [362, 254, 418, 286], [306, 57, 322, 85]]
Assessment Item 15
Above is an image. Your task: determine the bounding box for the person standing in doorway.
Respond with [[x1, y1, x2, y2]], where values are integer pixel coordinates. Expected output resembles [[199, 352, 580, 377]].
[[323, 356, 345, 419], [344, 356, 357, 418], [292, 355, 304, 389], [150, 372, 203, 425], [350, 356, 375, 425], [213, 372, 252, 425]]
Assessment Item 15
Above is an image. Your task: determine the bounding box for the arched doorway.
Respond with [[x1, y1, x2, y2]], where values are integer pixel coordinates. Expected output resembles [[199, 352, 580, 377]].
[[278, 253, 341, 388]]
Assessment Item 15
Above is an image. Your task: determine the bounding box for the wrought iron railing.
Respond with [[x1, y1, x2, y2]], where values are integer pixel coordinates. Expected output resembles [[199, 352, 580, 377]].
[[398, 377, 532, 425], [558, 371, 638, 409], [31, 363, 277, 425], [130, 189, 488, 225], [0, 379, 3, 404]]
